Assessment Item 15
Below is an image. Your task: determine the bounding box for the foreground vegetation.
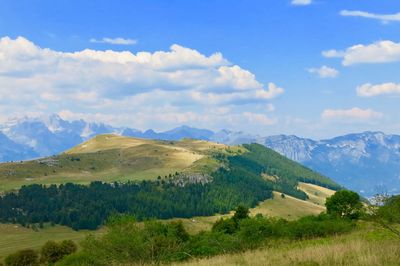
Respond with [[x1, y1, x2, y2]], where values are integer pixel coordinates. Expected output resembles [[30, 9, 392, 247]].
[[0, 183, 332, 261], [176, 222, 400, 266], [3, 191, 400, 265], [55, 211, 355, 265]]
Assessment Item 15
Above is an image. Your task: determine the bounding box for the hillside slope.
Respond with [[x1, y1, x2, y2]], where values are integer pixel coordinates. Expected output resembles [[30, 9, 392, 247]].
[[0, 135, 338, 193], [0, 135, 226, 191], [0, 135, 339, 230]]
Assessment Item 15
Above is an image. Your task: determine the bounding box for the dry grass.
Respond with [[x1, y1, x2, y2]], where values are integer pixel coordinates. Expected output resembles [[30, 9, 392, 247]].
[[298, 182, 336, 206], [173, 223, 400, 266], [249, 191, 325, 220], [0, 135, 229, 192]]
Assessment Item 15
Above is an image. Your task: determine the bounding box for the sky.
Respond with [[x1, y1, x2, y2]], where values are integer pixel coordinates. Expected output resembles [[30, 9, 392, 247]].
[[0, 0, 399, 139]]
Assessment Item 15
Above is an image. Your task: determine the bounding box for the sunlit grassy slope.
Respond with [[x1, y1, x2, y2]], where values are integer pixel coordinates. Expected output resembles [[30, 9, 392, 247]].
[[173, 223, 400, 266], [0, 224, 105, 261], [0, 135, 228, 191], [298, 182, 336, 206]]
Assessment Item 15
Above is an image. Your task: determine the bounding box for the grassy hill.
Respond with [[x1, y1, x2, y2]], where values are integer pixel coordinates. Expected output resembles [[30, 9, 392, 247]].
[[0, 135, 340, 230], [0, 135, 228, 192], [0, 135, 338, 193]]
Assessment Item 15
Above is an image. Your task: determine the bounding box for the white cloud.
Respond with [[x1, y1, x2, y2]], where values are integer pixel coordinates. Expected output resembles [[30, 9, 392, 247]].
[[308, 65, 339, 78], [357, 82, 400, 97], [0, 36, 279, 99], [255, 83, 284, 99], [291, 0, 312, 6], [321, 107, 383, 121], [0, 36, 283, 130], [323, 40, 400, 66], [340, 10, 400, 23], [90, 37, 138, 45]]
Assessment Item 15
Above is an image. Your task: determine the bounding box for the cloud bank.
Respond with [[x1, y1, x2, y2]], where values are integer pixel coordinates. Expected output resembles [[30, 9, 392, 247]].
[[0, 36, 282, 130]]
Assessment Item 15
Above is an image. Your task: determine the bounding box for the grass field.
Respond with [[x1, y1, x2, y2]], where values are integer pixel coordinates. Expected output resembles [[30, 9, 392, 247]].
[[0, 135, 230, 192], [0, 224, 105, 261], [174, 222, 400, 266]]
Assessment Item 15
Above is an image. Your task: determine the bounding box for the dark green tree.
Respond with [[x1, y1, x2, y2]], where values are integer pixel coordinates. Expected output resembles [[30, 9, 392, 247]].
[[233, 205, 249, 221], [325, 190, 363, 219]]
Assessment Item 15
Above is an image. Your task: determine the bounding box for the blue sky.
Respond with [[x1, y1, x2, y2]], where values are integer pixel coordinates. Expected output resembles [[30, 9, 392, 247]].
[[0, 0, 399, 138]]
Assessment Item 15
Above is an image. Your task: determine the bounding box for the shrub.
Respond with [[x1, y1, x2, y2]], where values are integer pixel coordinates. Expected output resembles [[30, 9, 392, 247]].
[[287, 215, 355, 239], [212, 218, 237, 234], [60, 240, 78, 256], [186, 231, 241, 257], [4, 249, 39, 266], [40, 240, 77, 264], [57, 252, 99, 266]]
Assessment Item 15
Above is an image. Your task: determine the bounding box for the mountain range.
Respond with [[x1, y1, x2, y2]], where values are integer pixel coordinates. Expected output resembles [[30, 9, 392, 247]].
[[0, 114, 399, 196]]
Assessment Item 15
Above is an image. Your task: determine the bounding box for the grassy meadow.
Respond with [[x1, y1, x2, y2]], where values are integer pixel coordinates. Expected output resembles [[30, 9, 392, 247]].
[[0, 224, 105, 262], [174, 222, 400, 266]]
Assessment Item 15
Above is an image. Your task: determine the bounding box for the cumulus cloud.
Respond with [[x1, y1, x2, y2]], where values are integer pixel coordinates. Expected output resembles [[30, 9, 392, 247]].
[[89, 37, 138, 45], [291, 0, 312, 6], [321, 107, 383, 122], [322, 40, 400, 66], [340, 10, 400, 23], [308, 65, 339, 78], [0, 36, 282, 130], [357, 82, 400, 97]]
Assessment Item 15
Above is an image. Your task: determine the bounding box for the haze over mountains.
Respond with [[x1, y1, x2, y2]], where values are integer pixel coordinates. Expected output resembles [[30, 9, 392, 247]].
[[0, 114, 399, 196]]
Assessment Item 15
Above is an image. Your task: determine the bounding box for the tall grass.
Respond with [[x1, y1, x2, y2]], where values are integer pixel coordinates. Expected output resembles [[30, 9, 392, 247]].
[[174, 226, 400, 266]]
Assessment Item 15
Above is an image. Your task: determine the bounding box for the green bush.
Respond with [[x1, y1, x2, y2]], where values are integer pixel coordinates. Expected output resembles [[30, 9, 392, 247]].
[[212, 218, 238, 234], [57, 252, 99, 266], [58, 210, 356, 265], [287, 215, 355, 239], [186, 231, 241, 257], [4, 249, 38, 266], [40, 240, 77, 264]]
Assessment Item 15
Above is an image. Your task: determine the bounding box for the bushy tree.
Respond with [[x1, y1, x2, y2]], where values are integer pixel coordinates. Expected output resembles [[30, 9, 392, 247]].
[[212, 218, 237, 234], [4, 249, 38, 266], [40, 240, 77, 264], [325, 190, 363, 219], [233, 205, 249, 221]]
